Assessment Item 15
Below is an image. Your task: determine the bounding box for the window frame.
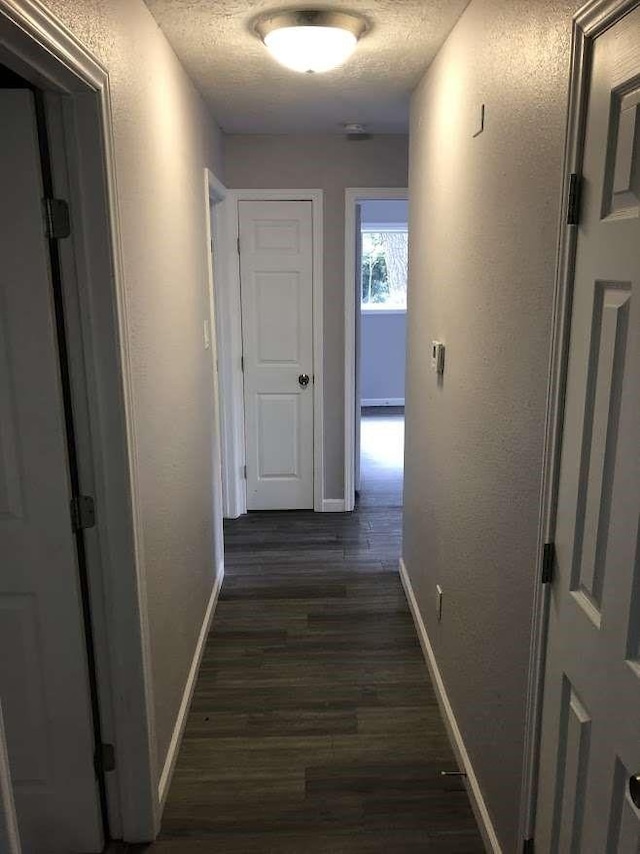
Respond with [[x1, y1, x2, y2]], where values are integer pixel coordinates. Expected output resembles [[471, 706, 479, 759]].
[[360, 222, 408, 313]]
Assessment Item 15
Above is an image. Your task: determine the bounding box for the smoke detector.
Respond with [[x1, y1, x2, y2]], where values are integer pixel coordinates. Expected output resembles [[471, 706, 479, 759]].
[[343, 122, 371, 140]]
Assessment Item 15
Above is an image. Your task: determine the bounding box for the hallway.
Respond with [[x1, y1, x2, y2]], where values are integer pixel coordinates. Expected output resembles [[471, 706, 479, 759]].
[[358, 407, 405, 509], [147, 411, 483, 852]]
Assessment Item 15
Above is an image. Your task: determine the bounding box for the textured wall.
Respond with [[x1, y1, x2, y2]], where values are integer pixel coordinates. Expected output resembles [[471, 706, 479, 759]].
[[39, 0, 224, 779], [224, 134, 409, 499], [361, 313, 406, 402], [405, 0, 579, 849]]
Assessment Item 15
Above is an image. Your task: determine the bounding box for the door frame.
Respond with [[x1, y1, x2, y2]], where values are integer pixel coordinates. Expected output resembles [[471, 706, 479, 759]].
[[204, 169, 239, 521], [344, 187, 408, 512], [0, 0, 157, 841], [221, 189, 325, 514], [0, 702, 20, 854], [520, 0, 640, 843]]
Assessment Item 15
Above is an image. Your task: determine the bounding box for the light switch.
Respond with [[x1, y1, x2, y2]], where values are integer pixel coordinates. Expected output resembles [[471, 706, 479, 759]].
[[431, 341, 445, 375]]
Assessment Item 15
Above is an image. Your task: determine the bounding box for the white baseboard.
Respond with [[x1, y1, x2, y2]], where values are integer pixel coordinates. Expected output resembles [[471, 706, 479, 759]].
[[399, 557, 502, 854], [361, 398, 405, 407], [157, 569, 224, 807], [322, 499, 346, 512]]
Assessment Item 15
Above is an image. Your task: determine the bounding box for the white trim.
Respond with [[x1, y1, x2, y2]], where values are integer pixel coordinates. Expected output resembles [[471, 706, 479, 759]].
[[361, 223, 408, 232], [216, 194, 246, 518], [225, 189, 325, 512], [322, 499, 346, 512], [203, 169, 226, 584], [207, 170, 227, 204], [0, 0, 158, 840], [0, 702, 21, 854], [519, 0, 640, 844], [344, 188, 408, 512], [158, 569, 224, 808], [399, 558, 502, 854], [361, 307, 407, 316], [204, 170, 238, 521], [361, 398, 405, 408]]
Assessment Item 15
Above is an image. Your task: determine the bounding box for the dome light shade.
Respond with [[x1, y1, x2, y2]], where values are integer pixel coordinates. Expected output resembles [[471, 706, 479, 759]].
[[255, 11, 367, 74], [264, 26, 356, 73]]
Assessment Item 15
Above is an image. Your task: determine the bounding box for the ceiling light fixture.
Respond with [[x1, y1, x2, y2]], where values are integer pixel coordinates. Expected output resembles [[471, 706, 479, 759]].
[[255, 10, 367, 74]]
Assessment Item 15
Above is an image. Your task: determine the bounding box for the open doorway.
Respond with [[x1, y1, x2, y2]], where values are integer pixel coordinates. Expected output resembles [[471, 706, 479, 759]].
[[344, 190, 408, 511], [358, 199, 408, 507]]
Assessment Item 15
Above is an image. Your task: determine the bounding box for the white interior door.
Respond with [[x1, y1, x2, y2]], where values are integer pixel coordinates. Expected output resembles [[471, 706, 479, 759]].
[[239, 199, 314, 510], [536, 8, 640, 851], [0, 90, 103, 852]]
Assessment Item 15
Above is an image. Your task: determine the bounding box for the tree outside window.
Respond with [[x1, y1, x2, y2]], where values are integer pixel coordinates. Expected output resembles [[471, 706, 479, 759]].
[[361, 229, 408, 310]]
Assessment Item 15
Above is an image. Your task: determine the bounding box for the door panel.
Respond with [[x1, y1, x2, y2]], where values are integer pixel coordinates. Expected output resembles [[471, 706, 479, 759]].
[[239, 200, 314, 510], [536, 8, 640, 852], [0, 90, 103, 852], [255, 271, 301, 363], [258, 394, 300, 477]]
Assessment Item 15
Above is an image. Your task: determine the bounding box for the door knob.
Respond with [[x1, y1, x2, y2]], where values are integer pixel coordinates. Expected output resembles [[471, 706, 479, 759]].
[[629, 775, 640, 809], [298, 373, 310, 388]]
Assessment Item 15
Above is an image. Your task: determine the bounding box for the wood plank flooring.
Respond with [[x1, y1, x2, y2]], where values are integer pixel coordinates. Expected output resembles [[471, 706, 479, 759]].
[[130, 412, 484, 853]]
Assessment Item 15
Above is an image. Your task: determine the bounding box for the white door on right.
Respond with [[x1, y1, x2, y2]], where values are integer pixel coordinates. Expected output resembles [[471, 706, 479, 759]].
[[536, 6, 640, 852], [239, 200, 314, 511]]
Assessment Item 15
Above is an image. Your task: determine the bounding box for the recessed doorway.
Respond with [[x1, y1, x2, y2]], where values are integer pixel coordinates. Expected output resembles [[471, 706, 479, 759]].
[[345, 190, 408, 511]]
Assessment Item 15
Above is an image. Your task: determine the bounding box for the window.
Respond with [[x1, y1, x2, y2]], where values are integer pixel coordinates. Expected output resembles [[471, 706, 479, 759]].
[[361, 227, 408, 311]]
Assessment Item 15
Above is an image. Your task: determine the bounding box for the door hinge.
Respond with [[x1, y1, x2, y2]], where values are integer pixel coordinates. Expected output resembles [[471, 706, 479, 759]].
[[237, 236, 241, 254], [43, 197, 71, 239], [243, 465, 247, 479], [70, 495, 96, 532], [94, 742, 115, 775], [567, 173, 581, 226], [240, 355, 244, 372], [523, 838, 534, 854], [541, 542, 556, 584]]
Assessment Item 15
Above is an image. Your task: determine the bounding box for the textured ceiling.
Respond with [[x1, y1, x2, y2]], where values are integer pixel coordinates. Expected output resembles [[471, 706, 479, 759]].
[[143, 0, 470, 133]]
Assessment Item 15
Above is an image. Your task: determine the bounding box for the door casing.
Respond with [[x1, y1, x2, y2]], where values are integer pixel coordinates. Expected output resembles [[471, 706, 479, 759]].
[[0, 701, 20, 854], [0, 0, 158, 841], [219, 189, 325, 515], [520, 0, 640, 844]]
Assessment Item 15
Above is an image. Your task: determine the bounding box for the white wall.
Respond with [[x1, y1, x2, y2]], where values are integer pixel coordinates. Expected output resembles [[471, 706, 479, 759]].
[[360, 313, 406, 404], [361, 199, 409, 226], [223, 134, 409, 499], [39, 0, 225, 784], [404, 0, 579, 850]]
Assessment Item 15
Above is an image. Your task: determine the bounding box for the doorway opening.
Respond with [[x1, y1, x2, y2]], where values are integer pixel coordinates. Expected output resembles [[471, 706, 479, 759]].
[[344, 190, 408, 511], [0, 3, 158, 846]]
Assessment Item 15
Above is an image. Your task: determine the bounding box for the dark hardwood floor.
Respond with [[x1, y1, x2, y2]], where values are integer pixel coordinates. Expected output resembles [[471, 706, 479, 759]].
[[129, 410, 484, 853]]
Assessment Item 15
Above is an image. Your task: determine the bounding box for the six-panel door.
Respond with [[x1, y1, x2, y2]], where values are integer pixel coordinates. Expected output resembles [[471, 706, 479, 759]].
[[536, 8, 640, 851], [239, 200, 314, 510]]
